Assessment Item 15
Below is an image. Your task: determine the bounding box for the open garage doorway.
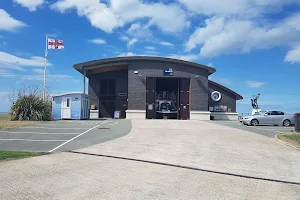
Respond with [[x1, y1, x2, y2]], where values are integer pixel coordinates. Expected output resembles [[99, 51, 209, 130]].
[[146, 77, 190, 120], [155, 78, 179, 119]]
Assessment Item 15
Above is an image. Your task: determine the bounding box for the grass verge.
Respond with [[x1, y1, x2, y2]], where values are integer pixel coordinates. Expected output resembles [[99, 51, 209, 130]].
[[0, 150, 47, 161], [277, 132, 300, 148], [0, 114, 38, 130]]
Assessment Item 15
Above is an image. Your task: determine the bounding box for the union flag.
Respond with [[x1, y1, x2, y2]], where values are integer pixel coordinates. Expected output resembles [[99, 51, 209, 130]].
[[48, 38, 64, 50]]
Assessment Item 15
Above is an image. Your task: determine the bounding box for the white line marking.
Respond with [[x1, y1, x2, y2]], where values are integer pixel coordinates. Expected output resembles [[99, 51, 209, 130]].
[[0, 139, 67, 142], [48, 124, 101, 152], [20, 127, 88, 130], [0, 130, 79, 135]]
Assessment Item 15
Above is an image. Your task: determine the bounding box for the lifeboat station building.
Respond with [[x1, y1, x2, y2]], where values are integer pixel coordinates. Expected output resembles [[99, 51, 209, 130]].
[[73, 56, 243, 120]]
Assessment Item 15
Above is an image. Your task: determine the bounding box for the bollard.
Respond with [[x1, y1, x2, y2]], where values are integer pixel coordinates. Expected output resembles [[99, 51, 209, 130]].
[[295, 113, 300, 133]]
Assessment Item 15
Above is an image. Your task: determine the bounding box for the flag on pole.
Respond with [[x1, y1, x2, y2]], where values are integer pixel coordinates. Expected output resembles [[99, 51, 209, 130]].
[[47, 38, 64, 50], [43, 36, 64, 100]]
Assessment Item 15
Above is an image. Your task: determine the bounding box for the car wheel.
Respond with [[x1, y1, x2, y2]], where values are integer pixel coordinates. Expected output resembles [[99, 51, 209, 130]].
[[251, 119, 259, 126], [283, 119, 291, 127]]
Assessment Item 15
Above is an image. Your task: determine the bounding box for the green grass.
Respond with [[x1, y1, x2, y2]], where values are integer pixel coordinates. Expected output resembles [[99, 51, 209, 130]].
[[280, 134, 300, 144], [278, 133, 300, 148], [0, 150, 45, 161]]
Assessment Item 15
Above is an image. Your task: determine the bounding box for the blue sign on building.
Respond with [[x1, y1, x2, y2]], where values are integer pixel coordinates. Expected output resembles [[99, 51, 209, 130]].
[[163, 68, 173, 76]]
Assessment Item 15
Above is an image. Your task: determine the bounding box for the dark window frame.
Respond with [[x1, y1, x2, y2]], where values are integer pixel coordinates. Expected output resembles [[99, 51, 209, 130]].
[[99, 79, 116, 96]]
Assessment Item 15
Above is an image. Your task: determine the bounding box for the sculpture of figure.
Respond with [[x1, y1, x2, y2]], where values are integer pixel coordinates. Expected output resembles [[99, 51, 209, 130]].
[[251, 93, 260, 109]]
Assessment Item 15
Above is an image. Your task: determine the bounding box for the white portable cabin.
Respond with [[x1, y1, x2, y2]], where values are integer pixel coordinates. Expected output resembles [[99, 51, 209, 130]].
[[52, 92, 90, 120]]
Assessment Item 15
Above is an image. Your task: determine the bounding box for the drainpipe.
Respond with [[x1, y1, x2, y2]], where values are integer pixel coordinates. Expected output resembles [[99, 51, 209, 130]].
[[83, 66, 86, 94]]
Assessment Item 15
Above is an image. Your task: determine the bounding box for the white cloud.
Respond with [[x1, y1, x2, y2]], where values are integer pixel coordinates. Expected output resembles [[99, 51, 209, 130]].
[[285, 46, 300, 63], [0, 9, 27, 31], [127, 38, 138, 47], [127, 23, 153, 40], [13, 0, 44, 11], [145, 46, 156, 50], [32, 68, 44, 74], [178, 0, 299, 17], [0, 69, 12, 75], [51, 0, 189, 33], [118, 52, 135, 57], [168, 54, 200, 61], [89, 38, 107, 45], [0, 73, 72, 81], [159, 41, 174, 47], [0, 60, 25, 71], [120, 35, 130, 41], [186, 14, 300, 58], [0, 51, 52, 67], [145, 50, 158, 55], [207, 62, 213, 67], [185, 17, 224, 52], [246, 81, 265, 88], [0, 52, 51, 72]]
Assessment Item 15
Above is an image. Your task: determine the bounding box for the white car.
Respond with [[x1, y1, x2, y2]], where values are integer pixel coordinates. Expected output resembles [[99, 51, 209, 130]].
[[242, 111, 294, 126]]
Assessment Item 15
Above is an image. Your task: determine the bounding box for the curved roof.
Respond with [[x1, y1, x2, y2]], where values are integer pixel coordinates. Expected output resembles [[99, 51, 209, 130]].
[[209, 80, 243, 100], [73, 56, 216, 75]]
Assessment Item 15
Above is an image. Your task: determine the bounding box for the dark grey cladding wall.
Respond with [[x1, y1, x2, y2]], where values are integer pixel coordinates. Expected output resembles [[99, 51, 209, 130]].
[[88, 70, 128, 110], [128, 60, 209, 111], [208, 83, 236, 112]]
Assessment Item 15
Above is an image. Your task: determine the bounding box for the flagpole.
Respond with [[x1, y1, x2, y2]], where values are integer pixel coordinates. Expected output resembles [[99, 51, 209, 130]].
[[43, 35, 48, 101]]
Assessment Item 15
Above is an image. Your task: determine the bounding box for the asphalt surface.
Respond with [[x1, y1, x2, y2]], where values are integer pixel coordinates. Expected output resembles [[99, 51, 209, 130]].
[[208, 120, 294, 137], [0, 119, 131, 152], [1, 119, 299, 199]]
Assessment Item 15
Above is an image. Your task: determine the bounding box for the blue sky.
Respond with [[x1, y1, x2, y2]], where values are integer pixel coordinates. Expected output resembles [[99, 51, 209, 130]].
[[0, 0, 300, 114]]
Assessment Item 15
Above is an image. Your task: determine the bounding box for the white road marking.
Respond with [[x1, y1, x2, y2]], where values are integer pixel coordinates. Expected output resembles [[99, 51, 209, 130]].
[[0, 139, 67, 142], [48, 124, 101, 152], [20, 127, 88, 130], [0, 130, 79, 135]]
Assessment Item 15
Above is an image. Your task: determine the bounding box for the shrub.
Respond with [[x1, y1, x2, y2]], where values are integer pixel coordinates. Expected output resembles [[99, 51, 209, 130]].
[[9, 87, 52, 121]]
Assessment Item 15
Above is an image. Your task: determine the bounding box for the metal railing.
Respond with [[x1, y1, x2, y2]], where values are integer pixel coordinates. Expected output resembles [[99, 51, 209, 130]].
[[238, 113, 251, 117]]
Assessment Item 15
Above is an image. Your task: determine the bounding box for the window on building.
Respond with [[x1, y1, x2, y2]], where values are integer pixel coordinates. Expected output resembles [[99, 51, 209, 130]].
[[66, 99, 70, 108], [100, 79, 116, 95], [100, 80, 108, 95], [108, 79, 116, 95]]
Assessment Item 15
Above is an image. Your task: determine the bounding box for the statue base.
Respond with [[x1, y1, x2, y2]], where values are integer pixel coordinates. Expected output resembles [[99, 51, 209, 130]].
[[252, 109, 262, 115]]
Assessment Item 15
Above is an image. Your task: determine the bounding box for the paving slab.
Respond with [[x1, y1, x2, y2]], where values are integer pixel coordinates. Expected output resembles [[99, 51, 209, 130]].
[[0, 152, 299, 200], [76, 119, 300, 183]]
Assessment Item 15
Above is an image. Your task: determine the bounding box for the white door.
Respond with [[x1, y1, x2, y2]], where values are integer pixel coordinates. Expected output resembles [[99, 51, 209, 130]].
[[61, 97, 71, 119]]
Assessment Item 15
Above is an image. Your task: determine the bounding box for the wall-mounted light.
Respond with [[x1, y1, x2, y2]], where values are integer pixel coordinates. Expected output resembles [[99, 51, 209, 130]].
[[134, 70, 139, 74]]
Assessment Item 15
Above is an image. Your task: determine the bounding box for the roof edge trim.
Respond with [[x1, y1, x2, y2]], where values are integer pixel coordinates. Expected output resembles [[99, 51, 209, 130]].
[[209, 80, 243, 100], [73, 56, 216, 75]]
